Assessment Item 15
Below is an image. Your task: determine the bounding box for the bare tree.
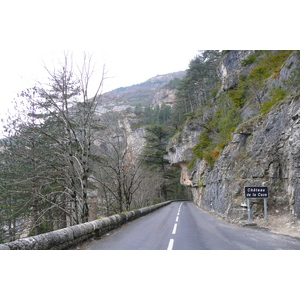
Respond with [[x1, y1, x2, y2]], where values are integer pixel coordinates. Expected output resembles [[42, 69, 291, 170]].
[[92, 127, 144, 215], [0, 52, 107, 242], [34, 52, 106, 224]]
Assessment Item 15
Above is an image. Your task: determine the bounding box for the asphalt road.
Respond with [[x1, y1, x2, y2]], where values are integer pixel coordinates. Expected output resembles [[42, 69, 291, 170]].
[[87, 201, 300, 250]]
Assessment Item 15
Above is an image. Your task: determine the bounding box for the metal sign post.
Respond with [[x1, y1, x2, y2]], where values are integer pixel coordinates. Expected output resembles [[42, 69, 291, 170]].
[[246, 198, 251, 222], [264, 198, 268, 220], [244, 187, 269, 222]]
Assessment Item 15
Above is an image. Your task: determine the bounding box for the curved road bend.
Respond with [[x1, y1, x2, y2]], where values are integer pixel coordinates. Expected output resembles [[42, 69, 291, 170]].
[[87, 201, 300, 250]]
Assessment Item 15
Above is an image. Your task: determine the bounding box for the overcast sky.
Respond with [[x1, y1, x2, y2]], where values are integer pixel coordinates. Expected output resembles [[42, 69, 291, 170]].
[[0, 0, 298, 131], [0, 1, 203, 115]]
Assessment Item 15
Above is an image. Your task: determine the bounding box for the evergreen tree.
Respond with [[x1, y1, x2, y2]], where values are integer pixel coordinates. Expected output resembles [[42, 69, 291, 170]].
[[0, 53, 106, 241], [139, 124, 172, 201], [172, 50, 221, 127]]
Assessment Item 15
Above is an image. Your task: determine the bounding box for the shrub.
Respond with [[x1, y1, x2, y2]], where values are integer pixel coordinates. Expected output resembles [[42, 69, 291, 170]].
[[193, 129, 211, 160], [260, 87, 288, 114], [249, 50, 293, 83], [260, 100, 276, 115], [187, 158, 196, 169], [203, 150, 216, 166], [227, 75, 249, 107], [241, 54, 256, 66], [269, 87, 288, 102], [248, 65, 270, 82]]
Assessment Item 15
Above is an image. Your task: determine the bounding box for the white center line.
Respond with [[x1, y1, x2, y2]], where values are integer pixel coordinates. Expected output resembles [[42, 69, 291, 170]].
[[172, 223, 177, 234], [167, 203, 184, 250], [167, 239, 174, 250]]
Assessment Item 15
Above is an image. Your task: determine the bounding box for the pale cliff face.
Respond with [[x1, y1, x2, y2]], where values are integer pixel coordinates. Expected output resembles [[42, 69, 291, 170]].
[[217, 50, 254, 90], [118, 115, 146, 162], [167, 51, 300, 221], [152, 88, 177, 107], [167, 118, 203, 166], [194, 93, 300, 219]]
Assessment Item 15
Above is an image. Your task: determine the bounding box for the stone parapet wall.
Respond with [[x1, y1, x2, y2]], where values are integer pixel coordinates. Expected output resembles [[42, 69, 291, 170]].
[[0, 201, 172, 250]]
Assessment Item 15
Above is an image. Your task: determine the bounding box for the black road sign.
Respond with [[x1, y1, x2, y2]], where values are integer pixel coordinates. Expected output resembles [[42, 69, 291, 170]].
[[245, 187, 268, 198]]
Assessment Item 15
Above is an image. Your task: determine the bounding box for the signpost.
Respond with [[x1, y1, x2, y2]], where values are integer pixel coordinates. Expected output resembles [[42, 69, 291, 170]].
[[244, 187, 269, 222]]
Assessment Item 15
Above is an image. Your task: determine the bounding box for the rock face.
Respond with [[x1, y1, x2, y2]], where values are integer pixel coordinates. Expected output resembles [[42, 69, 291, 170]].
[[167, 51, 300, 221], [168, 118, 202, 166], [192, 94, 300, 220], [217, 50, 254, 91], [152, 88, 176, 107], [118, 113, 146, 161]]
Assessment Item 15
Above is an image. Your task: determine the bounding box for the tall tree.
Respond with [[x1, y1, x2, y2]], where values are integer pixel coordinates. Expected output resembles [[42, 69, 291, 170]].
[[172, 50, 221, 127], [33, 52, 106, 224], [92, 127, 144, 215], [139, 124, 171, 201], [0, 52, 106, 242]]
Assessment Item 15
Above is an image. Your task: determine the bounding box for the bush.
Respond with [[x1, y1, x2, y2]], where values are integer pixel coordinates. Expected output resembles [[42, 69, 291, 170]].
[[227, 75, 248, 107], [260, 87, 288, 114], [248, 65, 270, 82], [193, 129, 211, 160], [241, 54, 256, 66], [192, 103, 241, 165], [270, 87, 288, 102], [249, 50, 293, 83]]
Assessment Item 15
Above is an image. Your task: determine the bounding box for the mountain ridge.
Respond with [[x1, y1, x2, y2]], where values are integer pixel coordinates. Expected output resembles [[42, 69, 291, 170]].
[[99, 71, 186, 107]]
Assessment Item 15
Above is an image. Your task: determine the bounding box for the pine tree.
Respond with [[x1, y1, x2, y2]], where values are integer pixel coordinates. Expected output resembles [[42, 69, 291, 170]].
[[139, 124, 171, 201]]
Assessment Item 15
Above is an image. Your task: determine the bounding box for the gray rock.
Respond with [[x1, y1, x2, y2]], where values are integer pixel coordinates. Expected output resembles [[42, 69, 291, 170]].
[[167, 51, 300, 221]]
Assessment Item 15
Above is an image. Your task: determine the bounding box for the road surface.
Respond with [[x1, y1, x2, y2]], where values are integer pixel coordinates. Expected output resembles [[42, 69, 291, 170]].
[[87, 201, 300, 250]]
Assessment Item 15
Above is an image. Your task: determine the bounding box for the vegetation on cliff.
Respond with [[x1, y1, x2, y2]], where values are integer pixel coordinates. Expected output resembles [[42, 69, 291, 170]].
[[176, 50, 298, 167]]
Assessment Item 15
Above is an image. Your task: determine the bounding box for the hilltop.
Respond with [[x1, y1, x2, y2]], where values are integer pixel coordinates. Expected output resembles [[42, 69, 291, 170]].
[[98, 71, 185, 109]]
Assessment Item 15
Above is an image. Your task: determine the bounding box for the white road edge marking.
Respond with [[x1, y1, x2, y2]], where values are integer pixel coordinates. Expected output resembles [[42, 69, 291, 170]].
[[172, 223, 177, 234], [167, 239, 174, 250]]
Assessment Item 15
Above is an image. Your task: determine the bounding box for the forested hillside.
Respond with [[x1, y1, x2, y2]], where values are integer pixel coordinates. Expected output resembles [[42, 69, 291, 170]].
[[0, 55, 188, 243], [100, 71, 185, 106]]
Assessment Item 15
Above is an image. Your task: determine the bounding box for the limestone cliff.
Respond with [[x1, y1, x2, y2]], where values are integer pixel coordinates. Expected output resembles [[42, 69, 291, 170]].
[[217, 50, 255, 91], [152, 88, 177, 107], [167, 50, 300, 222], [118, 113, 146, 161]]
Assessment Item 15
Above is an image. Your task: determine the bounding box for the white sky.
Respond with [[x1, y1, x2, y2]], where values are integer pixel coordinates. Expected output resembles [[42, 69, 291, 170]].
[[0, 0, 298, 133]]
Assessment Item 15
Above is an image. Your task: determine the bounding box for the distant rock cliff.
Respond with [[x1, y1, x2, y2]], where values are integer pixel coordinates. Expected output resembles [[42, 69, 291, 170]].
[[167, 51, 300, 222], [152, 88, 176, 107], [100, 71, 185, 107], [118, 113, 146, 161]]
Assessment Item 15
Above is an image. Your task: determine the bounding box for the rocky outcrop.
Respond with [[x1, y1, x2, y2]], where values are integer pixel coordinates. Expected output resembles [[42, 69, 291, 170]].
[[118, 113, 146, 161], [168, 118, 201, 166], [217, 50, 254, 91], [152, 88, 176, 107], [190, 92, 300, 220], [168, 51, 300, 222]]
